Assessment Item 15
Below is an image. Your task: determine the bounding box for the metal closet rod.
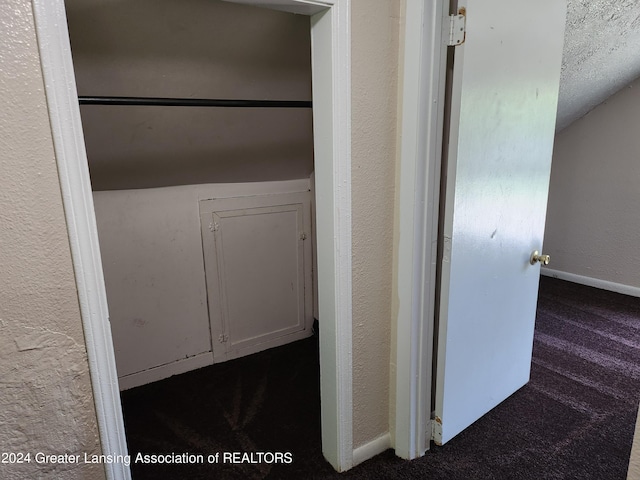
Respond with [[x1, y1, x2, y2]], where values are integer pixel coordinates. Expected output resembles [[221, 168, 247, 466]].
[[78, 96, 312, 108]]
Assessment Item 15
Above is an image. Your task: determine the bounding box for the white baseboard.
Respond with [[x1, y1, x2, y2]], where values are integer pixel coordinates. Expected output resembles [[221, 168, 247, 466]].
[[118, 352, 214, 390], [352, 433, 391, 467], [541, 268, 640, 298]]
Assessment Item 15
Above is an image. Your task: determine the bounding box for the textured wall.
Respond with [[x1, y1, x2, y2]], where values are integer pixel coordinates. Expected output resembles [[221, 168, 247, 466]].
[[557, 0, 640, 129], [0, 1, 105, 479], [544, 78, 640, 289], [65, 0, 313, 191], [351, 0, 400, 449]]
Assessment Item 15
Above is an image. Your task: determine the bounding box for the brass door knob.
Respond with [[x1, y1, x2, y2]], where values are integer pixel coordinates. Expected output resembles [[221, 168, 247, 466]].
[[530, 251, 550, 265]]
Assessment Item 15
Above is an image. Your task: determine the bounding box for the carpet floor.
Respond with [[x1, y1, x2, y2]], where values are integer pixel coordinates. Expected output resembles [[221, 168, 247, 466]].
[[121, 277, 640, 479]]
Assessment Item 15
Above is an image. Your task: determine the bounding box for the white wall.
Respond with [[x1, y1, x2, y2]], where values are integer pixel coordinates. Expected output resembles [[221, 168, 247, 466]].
[[93, 186, 212, 378], [543, 78, 640, 295], [93, 179, 310, 386], [66, 0, 313, 190], [0, 0, 104, 478]]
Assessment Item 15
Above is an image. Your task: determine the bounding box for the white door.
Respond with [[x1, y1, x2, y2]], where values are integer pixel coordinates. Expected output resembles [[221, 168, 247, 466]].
[[433, 0, 567, 444]]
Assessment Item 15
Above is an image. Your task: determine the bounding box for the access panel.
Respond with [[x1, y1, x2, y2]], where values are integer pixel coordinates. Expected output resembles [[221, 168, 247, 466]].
[[200, 192, 313, 362]]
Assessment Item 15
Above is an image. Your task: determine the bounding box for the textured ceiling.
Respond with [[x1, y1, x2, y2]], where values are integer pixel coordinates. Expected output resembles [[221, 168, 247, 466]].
[[557, 0, 640, 130]]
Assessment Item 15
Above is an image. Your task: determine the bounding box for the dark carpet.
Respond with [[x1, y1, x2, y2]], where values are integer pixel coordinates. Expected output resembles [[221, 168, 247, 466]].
[[121, 277, 640, 479]]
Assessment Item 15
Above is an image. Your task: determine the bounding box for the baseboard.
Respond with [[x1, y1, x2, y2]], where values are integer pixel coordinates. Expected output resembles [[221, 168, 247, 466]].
[[118, 351, 214, 390], [352, 433, 391, 467], [541, 268, 640, 298]]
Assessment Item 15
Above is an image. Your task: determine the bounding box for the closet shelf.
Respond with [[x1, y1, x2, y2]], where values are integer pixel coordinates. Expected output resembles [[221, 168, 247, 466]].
[[78, 96, 312, 109]]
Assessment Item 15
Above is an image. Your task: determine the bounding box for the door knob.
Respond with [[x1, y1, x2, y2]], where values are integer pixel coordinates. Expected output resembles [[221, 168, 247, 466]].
[[530, 251, 550, 265]]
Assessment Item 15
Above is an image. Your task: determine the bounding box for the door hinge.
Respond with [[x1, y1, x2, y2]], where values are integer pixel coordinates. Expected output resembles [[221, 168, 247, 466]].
[[218, 334, 228, 343], [447, 13, 466, 46]]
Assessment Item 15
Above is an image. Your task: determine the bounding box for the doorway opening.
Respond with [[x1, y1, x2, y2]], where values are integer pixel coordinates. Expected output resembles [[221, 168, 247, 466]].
[[65, 4, 322, 474], [67, 0, 317, 388], [33, 0, 354, 477]]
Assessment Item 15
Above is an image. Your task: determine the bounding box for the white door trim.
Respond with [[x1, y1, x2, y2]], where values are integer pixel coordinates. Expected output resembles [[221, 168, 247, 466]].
[[31, 2, 129, 479], [393, 0, 447, 459], [306, 1, 354, 471], [32, 0, 353, 476]]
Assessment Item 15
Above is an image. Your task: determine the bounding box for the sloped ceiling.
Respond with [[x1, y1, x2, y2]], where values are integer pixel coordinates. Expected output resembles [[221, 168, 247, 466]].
[[557, 0, 640, 130]]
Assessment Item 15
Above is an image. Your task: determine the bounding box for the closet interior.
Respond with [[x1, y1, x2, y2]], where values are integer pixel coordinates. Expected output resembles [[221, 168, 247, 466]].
[[66, 0, 317, 390]]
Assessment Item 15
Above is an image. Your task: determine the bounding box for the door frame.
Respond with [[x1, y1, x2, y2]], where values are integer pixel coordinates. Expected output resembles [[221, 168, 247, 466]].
[[393, 0, 447, 459], [32, 0, 353, 477]]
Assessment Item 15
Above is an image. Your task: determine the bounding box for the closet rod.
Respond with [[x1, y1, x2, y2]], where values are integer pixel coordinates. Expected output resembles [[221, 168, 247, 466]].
[[78, 96, 312, 108]]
